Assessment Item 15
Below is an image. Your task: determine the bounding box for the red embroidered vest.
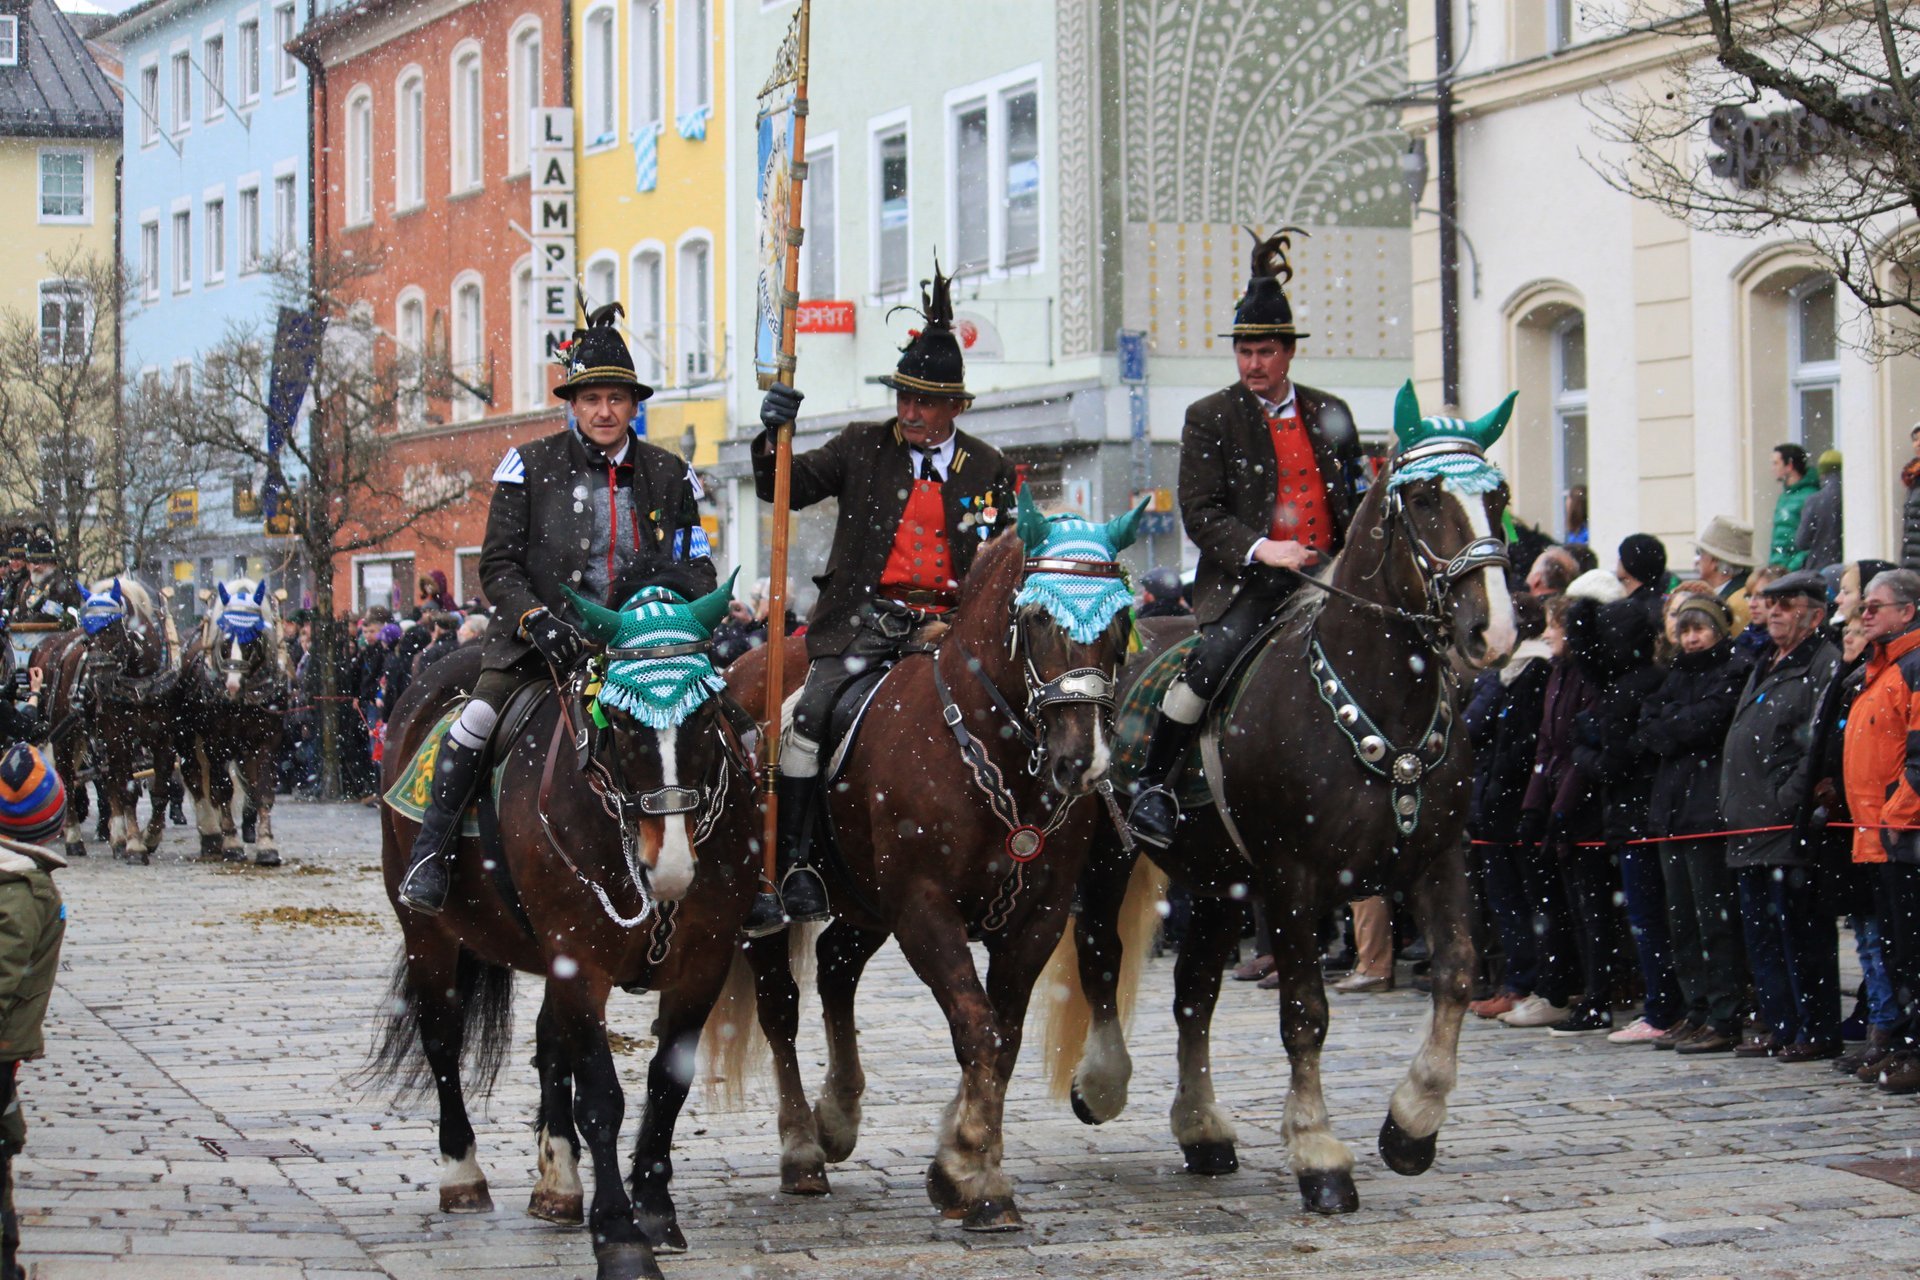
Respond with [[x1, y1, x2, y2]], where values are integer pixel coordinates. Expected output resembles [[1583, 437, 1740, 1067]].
[[878, 478, 957, 604], [1267, 402, 1334, 551]]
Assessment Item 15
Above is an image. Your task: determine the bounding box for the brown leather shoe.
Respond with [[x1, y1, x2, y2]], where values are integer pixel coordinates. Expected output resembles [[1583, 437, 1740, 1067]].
[[1733, 1034, 1779, 1059], [1333, 971, 1394, 994], [1652, 1018, 1700, 1051], [1835, 1027, 1894, 1075], [1876, 1050, 1920, 1094], [1857, 1042, 1902, 1082], [1675, 1027, 1736, 1055], [1231, 954, 1276, 982], [1776, 1039, 1843, 1064]]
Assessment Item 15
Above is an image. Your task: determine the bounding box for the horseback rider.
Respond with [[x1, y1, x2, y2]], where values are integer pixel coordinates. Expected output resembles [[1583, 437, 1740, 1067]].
[[7, 529, 83, 628], [747, 263, 1018, 936], [1126, 230, 1365, 847], [396, 302, 716, 915]]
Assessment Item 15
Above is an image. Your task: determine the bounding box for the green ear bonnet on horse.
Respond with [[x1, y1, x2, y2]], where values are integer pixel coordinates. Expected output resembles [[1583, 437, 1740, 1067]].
[[1385, 380, 1516, 498], [563, 573, 736, 730], [1011, 487, 1150, 643]]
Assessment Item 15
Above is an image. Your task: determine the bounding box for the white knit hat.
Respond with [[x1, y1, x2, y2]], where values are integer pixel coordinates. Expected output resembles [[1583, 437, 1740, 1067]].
[[1565, 568, 1626, 604]]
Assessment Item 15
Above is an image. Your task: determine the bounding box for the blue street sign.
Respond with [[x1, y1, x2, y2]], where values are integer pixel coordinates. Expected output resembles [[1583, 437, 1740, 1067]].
[[1129, 385, 1148, 441], [1118, 329, 1146, 384]]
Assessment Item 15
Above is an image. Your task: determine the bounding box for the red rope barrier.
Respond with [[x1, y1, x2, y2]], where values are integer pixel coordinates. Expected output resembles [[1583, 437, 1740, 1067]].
[[1471, 821, 1920, 849]]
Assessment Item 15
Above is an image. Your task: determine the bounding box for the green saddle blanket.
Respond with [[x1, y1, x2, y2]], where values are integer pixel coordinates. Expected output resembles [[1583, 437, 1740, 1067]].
[[1110, 635, 1213, 811], [382, 706, 510, 837]]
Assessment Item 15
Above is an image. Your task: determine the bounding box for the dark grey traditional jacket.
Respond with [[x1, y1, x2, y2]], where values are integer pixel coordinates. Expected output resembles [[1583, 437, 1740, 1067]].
[[1721, 632, 1843, 869]]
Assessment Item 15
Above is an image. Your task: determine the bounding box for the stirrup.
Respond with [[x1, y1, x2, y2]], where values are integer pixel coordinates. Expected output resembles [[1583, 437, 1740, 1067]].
[[740, 884, 788, 939], [1126, 784, 1180, 850], [397, 852, 449, 916], [779, 863, 832, 924]]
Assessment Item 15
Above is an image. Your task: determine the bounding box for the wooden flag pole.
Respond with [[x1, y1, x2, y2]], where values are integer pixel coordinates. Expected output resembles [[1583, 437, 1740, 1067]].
[[759, 0, 811, 893]]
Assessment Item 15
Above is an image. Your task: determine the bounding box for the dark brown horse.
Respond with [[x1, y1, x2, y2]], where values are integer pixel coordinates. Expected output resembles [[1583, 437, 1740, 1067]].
[[368, 569, 767, 1280], [722, 493, 1144, 1230], [31, 578, 179, 863], [1044, 386, 1519, 1215], [176, 578, 288, 865]]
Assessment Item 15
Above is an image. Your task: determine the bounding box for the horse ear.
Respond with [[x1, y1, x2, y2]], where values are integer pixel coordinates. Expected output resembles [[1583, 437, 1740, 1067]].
[[254, 580, 268, 604], [1468, 391, 1518, 449], [1392, 380, 1423, 449], [561, 586, 625, 646], [217, 582, 230, 606], [1015, 486, 1051, 552], [111, 579, 123, 604], [1104, 493, 1153, 553], [685, 569, 739, 636]]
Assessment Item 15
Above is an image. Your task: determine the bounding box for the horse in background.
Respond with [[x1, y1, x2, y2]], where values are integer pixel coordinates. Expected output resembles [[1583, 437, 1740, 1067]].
[[32, 578, 180, 862], [176, 579, 288, 866]]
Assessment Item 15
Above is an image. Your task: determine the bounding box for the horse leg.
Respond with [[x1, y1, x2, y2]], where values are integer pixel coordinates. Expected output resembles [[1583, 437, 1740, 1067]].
[[546, 977, 659, 1280], [401, 933, 492, 1215], [1270, 890, 1358, 1215], [60, 739, 87, 859], [1069, 844, 1137, 1126], [136, 739, 170, 856], [246, 744, 280, 866], [629, 955, 734, 1254], [813, 921, 887, 1163], [1380, 843, 1475, 1178], [745, 931, 829, 1196], [1169, 896, 1241, 1176], [528, 994, 584, 1226], [110, 763, 142, 864], [190, 747, 223, 860]]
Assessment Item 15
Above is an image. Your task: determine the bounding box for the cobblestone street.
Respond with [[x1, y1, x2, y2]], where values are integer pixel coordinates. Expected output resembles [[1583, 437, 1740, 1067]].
[[11, 800, 1920, 1278]]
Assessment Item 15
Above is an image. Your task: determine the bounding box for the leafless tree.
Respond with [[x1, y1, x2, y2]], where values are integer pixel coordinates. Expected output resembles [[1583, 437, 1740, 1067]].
[[114, 374, 229, 578], [1590, 1, 1920, 353]]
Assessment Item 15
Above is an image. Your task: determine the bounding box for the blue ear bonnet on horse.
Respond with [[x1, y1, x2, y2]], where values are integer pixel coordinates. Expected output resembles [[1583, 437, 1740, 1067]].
[[215, 579, 270, 642], [563, 574, 734, 731], [1385, 380, 1516, 497], [80, 580, 126, 635], [1012, 489, 1149, 644]]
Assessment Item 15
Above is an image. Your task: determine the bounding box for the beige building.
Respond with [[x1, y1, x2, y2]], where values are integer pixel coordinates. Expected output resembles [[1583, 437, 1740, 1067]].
[[1405, 3, 1915, 566]]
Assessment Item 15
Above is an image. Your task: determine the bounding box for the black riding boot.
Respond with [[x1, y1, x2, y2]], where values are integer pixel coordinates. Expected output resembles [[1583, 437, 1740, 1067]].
[[1126, 713, 1201, 848], [742, 774, 832, 937], [1, 1153, 18, 1280], [397, 734, 485, 916]]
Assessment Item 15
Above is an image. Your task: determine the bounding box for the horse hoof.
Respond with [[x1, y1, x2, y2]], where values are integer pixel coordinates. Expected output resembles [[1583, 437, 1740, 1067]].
[[780, 1165, 831, 1196], [926, 1161, 965, 1213], [241, 820, 258, 844], [635, 1209, 686, 1253], [253, 849, 282, 868], [439, 1182, 493, 1214], [1378, 1113, 1438, 1176], [1180, 1141, 1239, 1176], [222, 847, 246, 863], [593, 1240, 663, 1280], [526, 1189, 583, 1225], [198, 836, 223, 860], [960, 1198, 1024, 1233], [65, 842, 86, 859], [1297, 1169, 1360, 1216], [1070, 1083, 1105, 1127], [110, 843, 127, 860]]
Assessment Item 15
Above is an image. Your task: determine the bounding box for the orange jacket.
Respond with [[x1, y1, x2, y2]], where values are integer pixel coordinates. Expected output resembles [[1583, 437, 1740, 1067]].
[[1844, 624, 1920, 864]]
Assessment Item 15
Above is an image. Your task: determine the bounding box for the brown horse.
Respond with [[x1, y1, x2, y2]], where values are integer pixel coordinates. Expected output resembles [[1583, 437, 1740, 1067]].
[[367, 568, 768, 1280], [722, 493, 1146, 1231], [175, 578, 288, 865], [32, 578, 178, 863], [1044, 385, 1520, 1215]]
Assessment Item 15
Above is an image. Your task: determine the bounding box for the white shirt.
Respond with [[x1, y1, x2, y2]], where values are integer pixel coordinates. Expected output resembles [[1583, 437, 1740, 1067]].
[[910, 434, 959, 483]]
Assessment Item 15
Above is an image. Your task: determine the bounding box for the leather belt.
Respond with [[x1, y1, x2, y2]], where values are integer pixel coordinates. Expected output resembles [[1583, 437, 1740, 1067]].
[[879, 590, 957, 609]]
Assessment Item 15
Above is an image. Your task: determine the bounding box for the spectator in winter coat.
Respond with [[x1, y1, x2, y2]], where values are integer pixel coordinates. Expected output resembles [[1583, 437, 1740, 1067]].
[[1769, 444, 1818, 568], [412, 612, 461, 678], [381, 621, 431, 720], [1526, 547, 1580, 599], [1722, 571, 1845, 1060], [1136, 568, 1191, 619], [1733, 564, 1783, 659], [1904, 425, 1920, 570], [1565, 582, 1677, 1038], [1842, 568, 1920, 1094], [1464, 596, 1552, 1020], [1627, 595, 1751, 1052], [1692, 516, 1754, 630], [1615, 533, 1670, 637], [1795, 450, 1845, 570]]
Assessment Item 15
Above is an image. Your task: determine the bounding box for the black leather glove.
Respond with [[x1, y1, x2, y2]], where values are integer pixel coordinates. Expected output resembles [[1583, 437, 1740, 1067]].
[[760, 382, 804, 431], [523, 609, 588, 673]]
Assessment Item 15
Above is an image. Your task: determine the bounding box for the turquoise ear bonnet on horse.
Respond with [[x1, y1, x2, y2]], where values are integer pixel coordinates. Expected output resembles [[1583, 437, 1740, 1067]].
[[564, 574, 735, 731], [1386, 380, 1516, 497], [1011, 488, 1149, 643]]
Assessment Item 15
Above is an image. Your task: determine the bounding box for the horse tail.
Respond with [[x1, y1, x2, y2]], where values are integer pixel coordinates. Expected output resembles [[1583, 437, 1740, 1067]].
[[1039, 853, 1168, 1101], [355, 943, 517, 1102], [698, 922, 818, 1111]]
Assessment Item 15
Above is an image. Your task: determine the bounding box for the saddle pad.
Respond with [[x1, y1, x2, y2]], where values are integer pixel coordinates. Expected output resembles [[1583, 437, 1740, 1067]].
[[1110, 635, 1212, 811], [382, 706, 508, 837], [824, 665, 894, 783]]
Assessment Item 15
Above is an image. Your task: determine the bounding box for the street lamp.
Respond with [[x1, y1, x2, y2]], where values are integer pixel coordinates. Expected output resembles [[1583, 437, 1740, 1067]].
[[1400, 135, 1483, 300]]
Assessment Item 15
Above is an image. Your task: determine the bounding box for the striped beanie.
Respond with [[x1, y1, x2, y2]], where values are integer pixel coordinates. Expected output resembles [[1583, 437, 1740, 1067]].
[[0, 744, 65, 845]]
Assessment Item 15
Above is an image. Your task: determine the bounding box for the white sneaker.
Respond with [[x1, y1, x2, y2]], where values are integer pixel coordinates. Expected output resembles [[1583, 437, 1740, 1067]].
[[1499, 994, 1571, 1027], [1605, 1016, 1665, 1045]]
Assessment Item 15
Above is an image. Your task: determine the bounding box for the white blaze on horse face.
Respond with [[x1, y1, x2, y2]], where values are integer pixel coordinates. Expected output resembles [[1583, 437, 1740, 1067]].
[[645, 730, 697, 900], [225, 637, 244, 696], [1456, 490, 1517, 663]]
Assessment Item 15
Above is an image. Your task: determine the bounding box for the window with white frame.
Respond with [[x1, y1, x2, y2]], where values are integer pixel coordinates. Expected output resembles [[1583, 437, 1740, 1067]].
[[452, 275, 485, 422], [451, 46, 484, 190], [678, 236, 712, 382], [396, 289, 426, 423], [203, 34, 225, 121], [802, 143, 836, 298], [1548, 0, 1576, 52], [139, 64, 160, 145], [952, 100, 989, 275], [948, 76, 1040, 275], [585, 255, 618, 310], [237, 186, 260, 271], [676, 0, 709, 117], [39, 282, 90, 365], [395, 69, 425, 209], [38, 150, 88, 222], [630, 246, 664, 384], [238, 17, 260, 103], [274, 172, 297, 255], [140, 219, 160, 300], [345, 89, 373, 224], [508, 20, 542, 175], [629, 0, 661, 137], [1789, 275, 1839, 460], [172, 208, 192, 291], [0, 16, 17, 66], [274, 4, 297, 91], [1003, 84, 1040, 265], [512, 262, 539, 409], [204, 196, 226, 283], [582, 7, 615, 147], [1551, 314, 1589, 539], [171, 51, 192, 132], [874, 124, 909, 294]]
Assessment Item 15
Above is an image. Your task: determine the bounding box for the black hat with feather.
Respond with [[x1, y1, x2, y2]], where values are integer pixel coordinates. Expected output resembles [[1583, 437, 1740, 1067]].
[[879, 263, 972, 402], [1221, 226, 1309, 341], [553, 300, 654, 402]]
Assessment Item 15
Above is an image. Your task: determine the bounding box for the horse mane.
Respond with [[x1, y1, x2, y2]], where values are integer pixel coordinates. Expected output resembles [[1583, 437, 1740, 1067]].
[[944, 528, 1028, 652]]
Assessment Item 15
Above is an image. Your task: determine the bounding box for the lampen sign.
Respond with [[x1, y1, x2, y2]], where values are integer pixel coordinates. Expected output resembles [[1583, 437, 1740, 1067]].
[[1708, 91, 1904, 189], [531, 108, 577, 359]]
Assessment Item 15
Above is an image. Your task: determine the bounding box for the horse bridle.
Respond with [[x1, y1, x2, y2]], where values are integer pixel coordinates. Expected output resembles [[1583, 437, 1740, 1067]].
[[998, 556, 1128, 776], [572, 641, 739, 843]]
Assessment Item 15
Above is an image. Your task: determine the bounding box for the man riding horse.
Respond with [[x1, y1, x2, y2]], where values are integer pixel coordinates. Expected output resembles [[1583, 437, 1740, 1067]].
[[7, 529, 83, 628], [1126, 229, 1365, 846], [749, 262, 1018, 936], [396, 301, 716, 915]]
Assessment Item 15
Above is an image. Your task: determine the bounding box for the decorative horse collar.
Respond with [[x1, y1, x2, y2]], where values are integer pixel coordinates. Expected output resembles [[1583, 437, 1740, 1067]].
[[1307, 637, 1453, 836]]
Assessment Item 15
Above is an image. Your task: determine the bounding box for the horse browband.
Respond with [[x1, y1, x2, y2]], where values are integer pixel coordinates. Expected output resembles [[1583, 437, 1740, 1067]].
[[1023, 558, 1125, 579], [604, 640, 711, 661]]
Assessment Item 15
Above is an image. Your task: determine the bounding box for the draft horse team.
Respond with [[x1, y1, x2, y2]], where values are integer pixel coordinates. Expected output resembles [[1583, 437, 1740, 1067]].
[[368, 241, 1524, 1280]]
